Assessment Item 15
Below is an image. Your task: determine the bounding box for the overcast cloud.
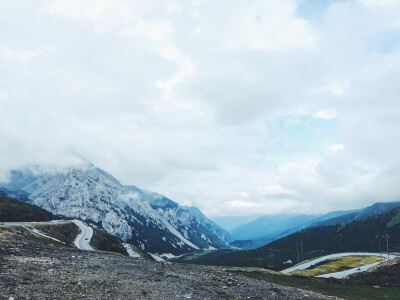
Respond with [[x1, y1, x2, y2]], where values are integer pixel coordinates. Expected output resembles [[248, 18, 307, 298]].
[[1, 0, 400, 216]]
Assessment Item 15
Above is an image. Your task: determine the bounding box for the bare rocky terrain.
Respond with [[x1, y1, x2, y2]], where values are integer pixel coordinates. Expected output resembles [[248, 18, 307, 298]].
[[0, 226, 332, 300]]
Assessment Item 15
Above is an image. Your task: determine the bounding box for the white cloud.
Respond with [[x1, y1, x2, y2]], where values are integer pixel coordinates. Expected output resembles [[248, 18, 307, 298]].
[[314, 81, 349, 96], [313, 109, 337, 119], [327, 144, 344, 152], [223, 0, 316, 51], [360, 0, 398, 7], [228, 200, 262, 208], [148, 23, 172, 41], [155, 47, 194, 98], [1, 0, 400, 217], [3, 47, 53, 62], [260, 184, 294, 196]]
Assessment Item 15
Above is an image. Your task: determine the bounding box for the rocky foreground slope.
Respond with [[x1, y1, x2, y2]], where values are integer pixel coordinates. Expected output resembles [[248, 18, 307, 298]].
[[0, 226, 331, 300]]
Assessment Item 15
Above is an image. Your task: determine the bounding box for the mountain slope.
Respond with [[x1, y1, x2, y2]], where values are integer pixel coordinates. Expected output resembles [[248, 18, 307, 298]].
[[228, 201, 399, 250], [309, 201, 400, 227], [183, 206, 234, 243], [230, 214, 318, 240], [3, 163, 229, 255], [211, 215, 260, 231], [228, 210, 354, 249], [0, 186, 30, 202], [0, 196, 58, 222], [175, 204, 400, 269], [0, 195, 131, 255]]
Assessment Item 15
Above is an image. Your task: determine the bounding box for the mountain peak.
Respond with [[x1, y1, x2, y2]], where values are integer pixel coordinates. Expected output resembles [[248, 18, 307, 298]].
[[3, 162, 230, 255]]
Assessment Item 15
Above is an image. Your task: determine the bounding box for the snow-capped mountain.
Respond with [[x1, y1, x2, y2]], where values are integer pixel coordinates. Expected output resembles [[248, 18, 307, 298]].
[[3, 162, 231, 255]]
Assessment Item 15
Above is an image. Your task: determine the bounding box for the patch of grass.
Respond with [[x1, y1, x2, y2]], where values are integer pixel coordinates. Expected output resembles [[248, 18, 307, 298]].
[[34, 223, 80, 247], [0, 225, 66, 249], [174, 249, 244, 265], [90, 228, 128, 256], [129, 244, 153, 259], [349, 261, 400, 288], [230, 265, 400, 300], [0, 196, 57, 222], [21, 227, 66, 248], [0, 226, 12, 234], [289, 256, 382, 276]]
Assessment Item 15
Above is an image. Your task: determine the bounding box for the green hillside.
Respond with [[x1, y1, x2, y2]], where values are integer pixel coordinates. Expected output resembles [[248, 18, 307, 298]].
[[0, 196, 58, 222], [0, 196, 129, 256], [90, 228, 129, 256], [34, 222, 80, 247], [175, 205, 400, 270], [229, 201, 400, 250], [231, 261, 400, 300]]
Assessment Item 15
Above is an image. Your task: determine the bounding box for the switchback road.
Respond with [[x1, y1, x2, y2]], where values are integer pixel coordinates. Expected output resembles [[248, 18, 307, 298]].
[[281, 252, 397, 278], [72, 220, 94, 251]]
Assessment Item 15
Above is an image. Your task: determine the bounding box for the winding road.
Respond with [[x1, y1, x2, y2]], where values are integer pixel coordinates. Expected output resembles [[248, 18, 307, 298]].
[[281, 252, 397, 278], [122, 243, 140, 258], [2, 219, 94, 251], [72, 220, 94, 251], [3, 220, 164, 259], [316, 257, 395, 278], [1, 220, 66, 226], [150, 253, 165, 261]]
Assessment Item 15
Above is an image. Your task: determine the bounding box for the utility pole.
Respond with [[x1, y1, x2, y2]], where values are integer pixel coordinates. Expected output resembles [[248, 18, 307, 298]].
[[259, 257, 263, 267], [386, 231, 390, 266], [296, 241, 300, 263], [300, 241, 304, 262], [377, 231, 383, 271]]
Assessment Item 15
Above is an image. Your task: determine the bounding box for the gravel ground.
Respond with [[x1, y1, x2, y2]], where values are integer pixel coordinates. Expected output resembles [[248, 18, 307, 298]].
[[0, 227, 332, 300]]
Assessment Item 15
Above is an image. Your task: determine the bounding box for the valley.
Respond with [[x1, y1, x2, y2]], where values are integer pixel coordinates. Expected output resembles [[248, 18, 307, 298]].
[[2, 175, 400, 299], [2, 1, 400, 299], [175, 204, 400, 270], [223, 201, 400, 250]]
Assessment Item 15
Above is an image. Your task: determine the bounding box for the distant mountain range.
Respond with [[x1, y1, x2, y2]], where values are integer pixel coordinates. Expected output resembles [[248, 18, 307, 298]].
[[175, 202, 400, 269], [211, 215, 260, 231], [0, 162, 233, 255], [227, 201, 400, 249]]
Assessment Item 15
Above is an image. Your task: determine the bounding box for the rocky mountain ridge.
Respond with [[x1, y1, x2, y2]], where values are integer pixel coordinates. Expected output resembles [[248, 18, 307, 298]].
[[2, 162, 232, 255]]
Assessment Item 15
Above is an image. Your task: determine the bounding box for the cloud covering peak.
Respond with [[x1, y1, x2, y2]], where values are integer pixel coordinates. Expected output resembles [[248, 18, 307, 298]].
[[1, 0, 400, 216]]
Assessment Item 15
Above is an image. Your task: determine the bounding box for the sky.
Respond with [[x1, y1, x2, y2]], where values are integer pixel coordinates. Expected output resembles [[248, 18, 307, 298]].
[[1, 0, 400, 217]]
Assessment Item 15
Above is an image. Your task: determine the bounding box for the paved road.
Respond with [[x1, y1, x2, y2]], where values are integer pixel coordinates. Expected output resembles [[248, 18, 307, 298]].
[[1, 219, 94, 251], [122, 243, 140, 258], [72, 220, 94, 251], [150, 253, 165, 261], [281, 252, 395, 274], [1, 220, 67, 226], [316, 258, 393, 278]]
